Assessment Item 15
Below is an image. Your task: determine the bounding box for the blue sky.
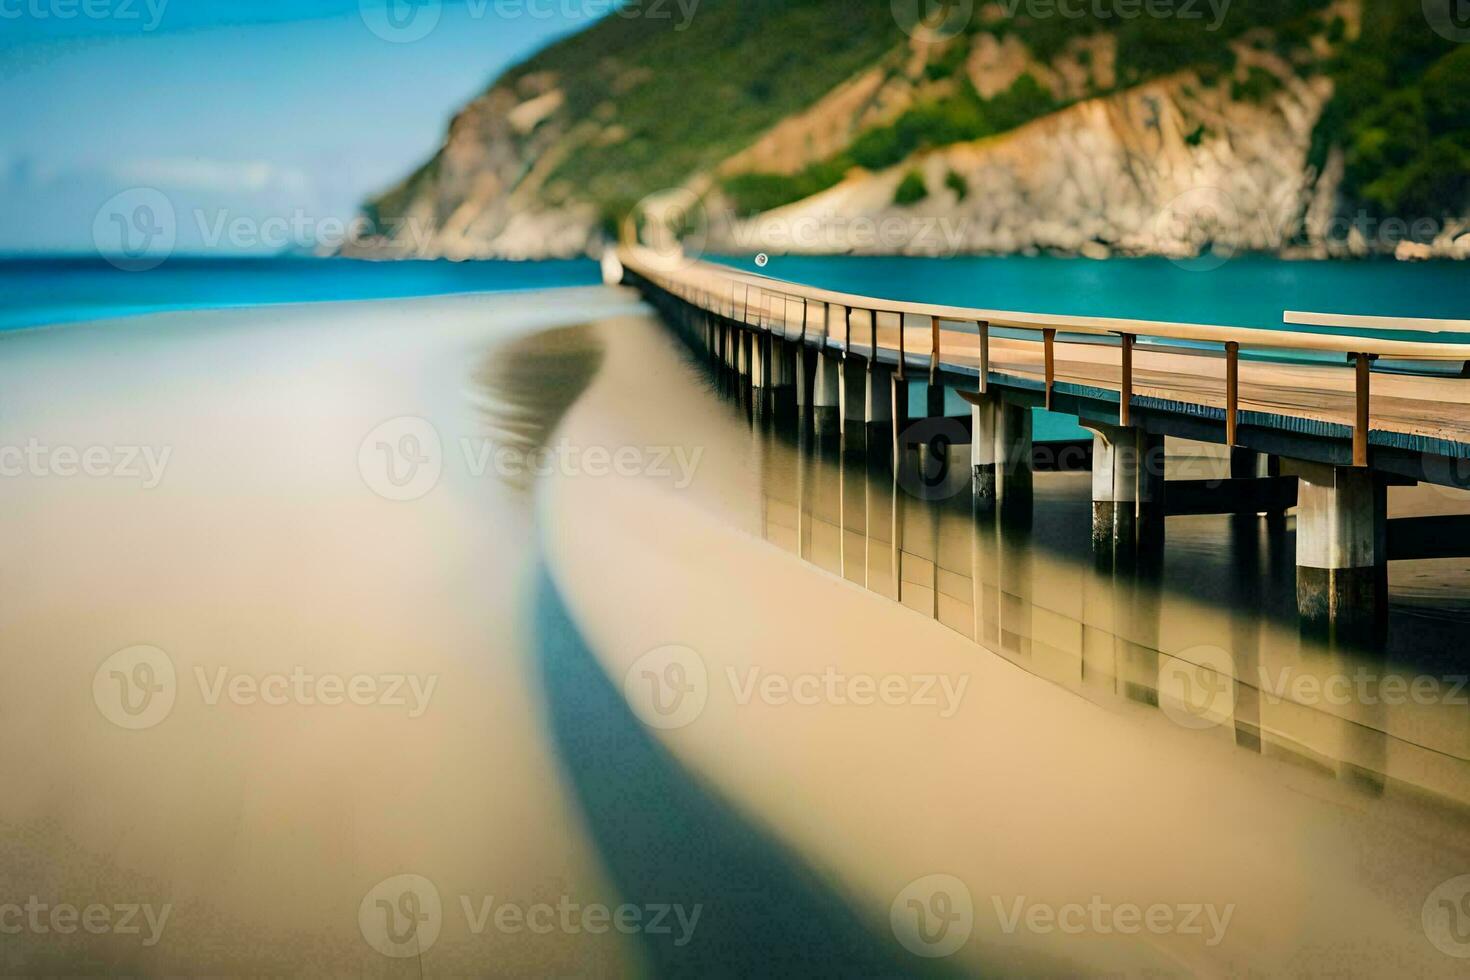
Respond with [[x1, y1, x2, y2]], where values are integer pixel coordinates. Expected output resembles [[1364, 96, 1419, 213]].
[[0, 1, 606, 253]]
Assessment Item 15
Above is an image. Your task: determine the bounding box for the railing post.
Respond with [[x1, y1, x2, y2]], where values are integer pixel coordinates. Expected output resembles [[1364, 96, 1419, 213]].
[[1119, 333, 1135, 427], [897, 312, 907, 380], [1354, 352, 1371, 467], [1225, 341, 1239, 447], [1042, 328, 1057, 411], [977, 320, 990, 395], [930, 316, 941, 385]]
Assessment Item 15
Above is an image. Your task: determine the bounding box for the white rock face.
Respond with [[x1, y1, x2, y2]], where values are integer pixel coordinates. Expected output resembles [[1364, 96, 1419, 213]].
[[706, 70, 1350, 260]]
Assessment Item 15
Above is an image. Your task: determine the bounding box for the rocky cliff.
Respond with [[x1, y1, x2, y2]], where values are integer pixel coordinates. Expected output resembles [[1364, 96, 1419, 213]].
[[348, 0, 1470, 262]]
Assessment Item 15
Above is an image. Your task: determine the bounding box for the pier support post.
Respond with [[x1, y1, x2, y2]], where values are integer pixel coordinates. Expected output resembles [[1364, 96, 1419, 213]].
[[813, 351, 841, 436], [1294, 463, 1387, 643], [865, 363, 893, 459], [1089, 423, 1139, 557], [769, 338, 793, 389], [995, 401, 1033, 527], [971, 395, 997, 511], [750, 333, 769, 389], [1138, 431, 1166, 553], [1085, 423, 1164, 562], [840, 358, 874, 451], [1231, 449, 1287, 524]]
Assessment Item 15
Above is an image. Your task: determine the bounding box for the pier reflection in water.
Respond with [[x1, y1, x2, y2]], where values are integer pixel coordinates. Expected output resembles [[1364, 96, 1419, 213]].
[[733, 383, 1470, 812]]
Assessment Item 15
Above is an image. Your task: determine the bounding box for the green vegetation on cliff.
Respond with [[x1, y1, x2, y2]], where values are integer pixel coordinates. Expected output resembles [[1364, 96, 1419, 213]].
[[1314, 0, 1470, 220], [507, 0, 901, 221], [368, 0, 1467, 246], [720, 0, 1335, 215]]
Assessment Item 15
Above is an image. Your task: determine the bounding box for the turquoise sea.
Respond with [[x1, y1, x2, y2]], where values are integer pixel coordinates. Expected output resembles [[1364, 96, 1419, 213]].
[[9, 253, 1461, 445], [3, 254, 1466, 336], [712, 253, 1470, 332], [0, 256, 604, 332]]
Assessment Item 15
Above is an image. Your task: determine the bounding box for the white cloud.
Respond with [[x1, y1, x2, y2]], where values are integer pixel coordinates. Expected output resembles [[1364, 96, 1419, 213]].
[[111, 157, 313, 194]]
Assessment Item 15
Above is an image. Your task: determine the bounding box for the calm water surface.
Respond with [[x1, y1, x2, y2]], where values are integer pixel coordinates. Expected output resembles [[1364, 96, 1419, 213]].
[[711, 254, 1470, 330], [0, 256, 601, 331]]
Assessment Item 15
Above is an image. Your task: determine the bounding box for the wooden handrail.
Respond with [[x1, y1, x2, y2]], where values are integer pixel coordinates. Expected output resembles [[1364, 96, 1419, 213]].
[[1287, 311, 1470, 334]]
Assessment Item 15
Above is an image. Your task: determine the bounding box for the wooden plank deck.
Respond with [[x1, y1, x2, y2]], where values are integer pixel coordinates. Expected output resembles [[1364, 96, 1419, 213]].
[[622, 248, 1470, 455]]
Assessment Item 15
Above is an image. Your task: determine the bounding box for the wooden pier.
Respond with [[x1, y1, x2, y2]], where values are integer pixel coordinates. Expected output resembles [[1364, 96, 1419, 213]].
[[617, 246, 1470, 639]]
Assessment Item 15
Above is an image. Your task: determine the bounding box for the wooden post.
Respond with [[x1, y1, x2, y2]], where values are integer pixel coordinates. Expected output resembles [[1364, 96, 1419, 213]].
[[1120, 333, 1135, 427], [870, 309, 878, 365], [844, 305, 852, 357], [977, 320, 990, 394], [897, 312, 907, 380], [800, 297, 809, 343], [1225, 342, 1239, 447], [1042, 327, 1057, 411], [1354, 352, 1371, 467], [930, 315, 941, 385]]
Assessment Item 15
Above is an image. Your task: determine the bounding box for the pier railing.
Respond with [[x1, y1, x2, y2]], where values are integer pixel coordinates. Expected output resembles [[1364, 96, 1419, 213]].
[[619, 246, 1470, 466]]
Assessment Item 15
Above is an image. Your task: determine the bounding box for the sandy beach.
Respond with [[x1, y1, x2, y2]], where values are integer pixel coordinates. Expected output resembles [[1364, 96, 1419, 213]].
[[0, 289, 646, 975], [3, 286, 1469, 976]]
